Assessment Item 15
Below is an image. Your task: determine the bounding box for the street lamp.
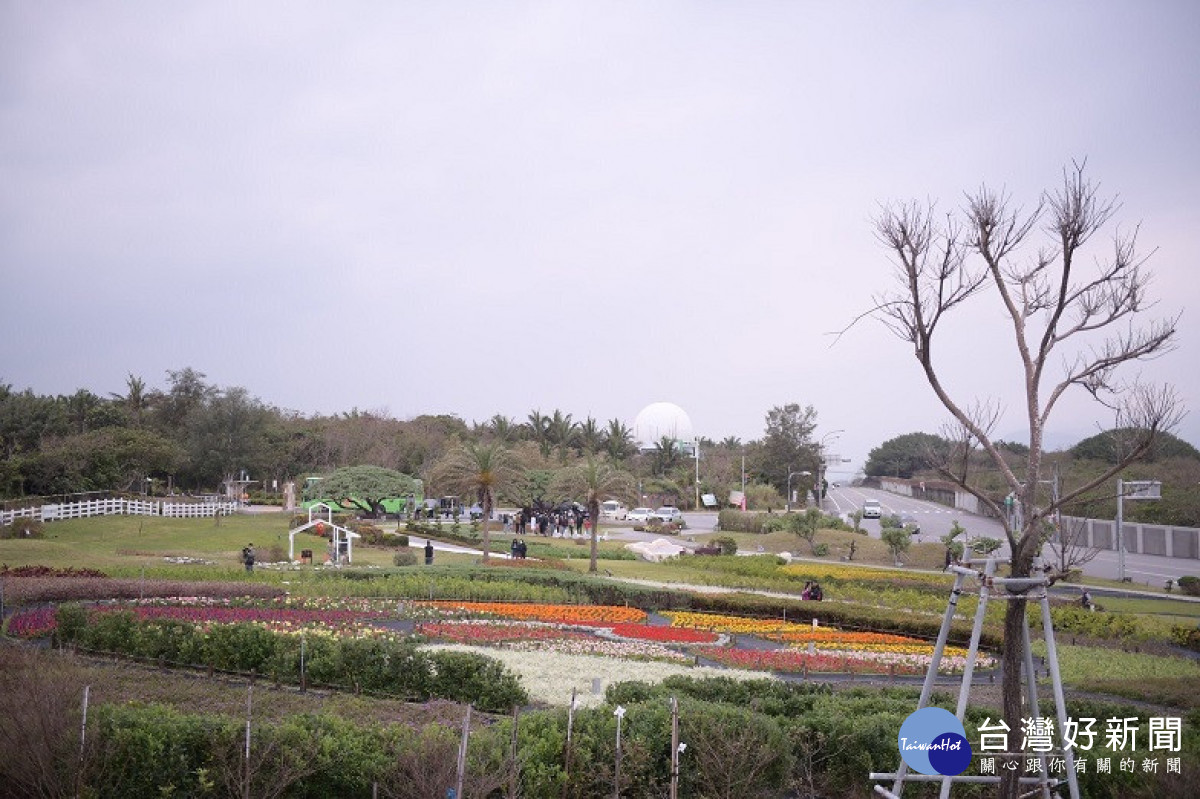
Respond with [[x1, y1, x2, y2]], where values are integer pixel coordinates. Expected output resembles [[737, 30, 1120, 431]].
[[786, 471, 811, 512], [816, 430, 844, 508]]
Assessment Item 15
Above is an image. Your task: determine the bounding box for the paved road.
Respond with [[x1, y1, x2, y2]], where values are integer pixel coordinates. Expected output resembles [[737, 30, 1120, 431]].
[[824, 486, 1198, 588], [423, 500, 1196, 588]]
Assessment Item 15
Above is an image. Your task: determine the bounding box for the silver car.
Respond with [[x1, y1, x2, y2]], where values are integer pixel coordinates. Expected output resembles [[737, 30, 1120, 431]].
[[652, 506, 684, 525], [627, 507, 655, 523]]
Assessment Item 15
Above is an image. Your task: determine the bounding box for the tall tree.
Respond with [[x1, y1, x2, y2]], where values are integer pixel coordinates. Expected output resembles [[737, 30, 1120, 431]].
[[551, 456, 636, 573], [430, 442, 523, 564], [576, 416, 603, 455], [525, 410, 551, 458], [152, 367, 217, 434], [485, 414, 517, 443], [111, 374, 149, 427], [603, 419, 635, 461], [755, 403, 818, 495], [871, 162, 1181, 797], [651, 435, 681, 476], [60, 389, 102, 435], [545, 409, 576, 462], [864, 432, 950, 478]]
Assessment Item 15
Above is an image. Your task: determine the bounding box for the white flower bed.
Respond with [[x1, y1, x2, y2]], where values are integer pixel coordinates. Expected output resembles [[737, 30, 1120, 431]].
[[421, 643, 774, 707]]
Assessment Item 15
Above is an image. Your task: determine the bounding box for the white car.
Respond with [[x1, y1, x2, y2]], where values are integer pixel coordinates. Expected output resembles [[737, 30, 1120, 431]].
[[652, 506, 684, 525], [627, 507, 655, 523], [862, 500, 882, 519], [600, 500, 628, 520]]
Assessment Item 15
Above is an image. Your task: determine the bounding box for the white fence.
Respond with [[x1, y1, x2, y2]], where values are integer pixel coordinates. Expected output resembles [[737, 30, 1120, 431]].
[[1, 498, 238, 526], [878, 478, 1200, 561]]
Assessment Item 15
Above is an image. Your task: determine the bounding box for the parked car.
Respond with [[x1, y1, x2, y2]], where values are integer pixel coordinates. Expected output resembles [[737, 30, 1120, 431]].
[[652, 506, 684, 525], [627, 507, 654, 523], [600, 500, 628, 521], [862, 500, 882, 519]]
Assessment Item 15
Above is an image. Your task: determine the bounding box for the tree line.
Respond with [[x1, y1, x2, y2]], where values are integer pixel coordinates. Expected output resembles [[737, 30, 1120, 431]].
[[0, 370, 826, 511]]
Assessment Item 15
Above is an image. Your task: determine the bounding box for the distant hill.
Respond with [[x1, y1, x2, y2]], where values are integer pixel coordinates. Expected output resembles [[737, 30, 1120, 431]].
[[1069, 429, 1200, 464]]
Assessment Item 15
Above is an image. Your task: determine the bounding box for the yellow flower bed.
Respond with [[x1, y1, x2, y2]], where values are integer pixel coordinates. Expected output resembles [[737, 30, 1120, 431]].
[[778, 563, 952, 585]]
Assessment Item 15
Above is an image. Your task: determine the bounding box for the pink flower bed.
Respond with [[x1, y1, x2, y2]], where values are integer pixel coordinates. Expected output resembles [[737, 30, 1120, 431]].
[[694, 645, 925, 675]]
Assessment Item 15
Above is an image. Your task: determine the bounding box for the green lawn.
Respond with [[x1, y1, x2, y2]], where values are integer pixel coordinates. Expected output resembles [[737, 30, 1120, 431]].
[[0, 514, 480, 573]]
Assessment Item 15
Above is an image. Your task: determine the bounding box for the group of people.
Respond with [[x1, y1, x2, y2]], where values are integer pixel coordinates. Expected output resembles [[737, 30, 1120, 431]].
[[508, 508, 588, 537], [802, 580, 824, 601], [509, 538, 529, 559]]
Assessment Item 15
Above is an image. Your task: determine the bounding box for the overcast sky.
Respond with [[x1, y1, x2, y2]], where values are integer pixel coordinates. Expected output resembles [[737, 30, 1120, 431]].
[[3, 1, 1198, 477]]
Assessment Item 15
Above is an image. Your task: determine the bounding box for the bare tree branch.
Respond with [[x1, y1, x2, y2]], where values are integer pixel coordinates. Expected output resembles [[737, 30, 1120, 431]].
[[866, 162, 1183, 799]]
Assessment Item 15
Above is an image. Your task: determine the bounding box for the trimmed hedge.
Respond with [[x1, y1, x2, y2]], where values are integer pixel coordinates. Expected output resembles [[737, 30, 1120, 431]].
[[56, 606, 527, 712]]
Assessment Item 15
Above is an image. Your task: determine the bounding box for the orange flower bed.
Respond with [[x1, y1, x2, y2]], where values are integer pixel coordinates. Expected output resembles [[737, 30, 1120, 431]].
[[418, 600, 646, 625]]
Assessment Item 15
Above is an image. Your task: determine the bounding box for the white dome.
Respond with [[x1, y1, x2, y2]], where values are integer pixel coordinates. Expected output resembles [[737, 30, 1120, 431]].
[[634, 402, 694, 450]]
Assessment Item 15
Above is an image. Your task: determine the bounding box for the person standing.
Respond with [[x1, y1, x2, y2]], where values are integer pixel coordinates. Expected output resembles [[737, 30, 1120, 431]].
[[424, 539, 434, 566], [241, 543, 256, 573]]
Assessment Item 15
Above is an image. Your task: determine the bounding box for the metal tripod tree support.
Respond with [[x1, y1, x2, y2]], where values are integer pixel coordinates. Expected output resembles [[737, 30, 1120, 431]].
[[870, 556, 1080, 798]]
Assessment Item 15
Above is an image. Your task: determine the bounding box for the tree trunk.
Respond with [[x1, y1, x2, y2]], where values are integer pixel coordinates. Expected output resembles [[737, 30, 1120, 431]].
[[999, 595, 1027, 799], [999, 531, 1035, 798], [588, 499, 599, 573], [481, 494, 492, 564]]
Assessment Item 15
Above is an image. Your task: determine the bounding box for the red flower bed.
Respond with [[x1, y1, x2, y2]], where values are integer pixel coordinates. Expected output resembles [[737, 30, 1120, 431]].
[[417, 622, 591, 644], [609, 623, 719, 644], [4, 606, 58, 638]]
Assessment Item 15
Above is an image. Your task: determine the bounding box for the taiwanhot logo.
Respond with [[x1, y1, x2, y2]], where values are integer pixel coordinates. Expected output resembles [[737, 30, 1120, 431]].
[[897, 707, 973, 776]]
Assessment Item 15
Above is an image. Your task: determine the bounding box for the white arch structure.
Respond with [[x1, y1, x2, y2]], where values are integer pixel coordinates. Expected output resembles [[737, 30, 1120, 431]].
[[288, 502, 360, 564]]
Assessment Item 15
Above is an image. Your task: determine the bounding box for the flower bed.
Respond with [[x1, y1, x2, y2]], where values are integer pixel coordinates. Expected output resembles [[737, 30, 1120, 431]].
[[416, 620, 593, 645], [607, 622, 719, 644], [418, 600, 647, 625], [695, 645, 927, 675]]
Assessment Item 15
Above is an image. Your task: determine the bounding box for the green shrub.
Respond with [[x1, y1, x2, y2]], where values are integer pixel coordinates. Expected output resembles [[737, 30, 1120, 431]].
[[428, 649, 528, 711], [53, 602, 89, 645], [1178, 575, 1200, 596], [392, 550, 418, 567], [712, 535, 739, 555], [0, 519, 45, 539]]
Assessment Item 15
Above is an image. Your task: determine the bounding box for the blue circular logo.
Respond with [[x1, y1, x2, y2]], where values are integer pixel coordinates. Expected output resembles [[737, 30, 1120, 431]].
[[897, 707, 973, 776]]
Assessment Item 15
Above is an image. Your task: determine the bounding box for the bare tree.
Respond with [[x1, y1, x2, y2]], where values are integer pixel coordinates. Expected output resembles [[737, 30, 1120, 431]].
[[0, 648, 87, 799], [869, 162, 1182, 797]]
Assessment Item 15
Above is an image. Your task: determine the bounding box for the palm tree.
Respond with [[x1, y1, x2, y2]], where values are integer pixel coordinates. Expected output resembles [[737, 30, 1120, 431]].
[[110, 374, 149, 427], [526, 410, 551, 458], [431, 442, 523, 564], [576, 416, 603, 455], [652, 435, 681, 475], [552, 457, 636, 573], [486, 414, 517, 443], [546, 410, 576, 462], [604, 419, 635, 460]]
